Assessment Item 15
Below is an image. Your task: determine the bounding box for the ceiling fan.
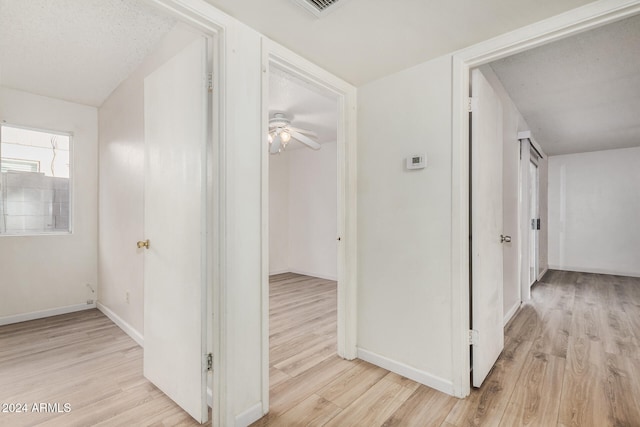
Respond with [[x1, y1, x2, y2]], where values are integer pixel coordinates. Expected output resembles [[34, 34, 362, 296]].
[[268, 113, 320, 154]]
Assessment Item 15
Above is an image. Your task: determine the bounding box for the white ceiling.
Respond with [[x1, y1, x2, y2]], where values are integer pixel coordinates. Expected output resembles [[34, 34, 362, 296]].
[[204, 0, 596, 86], [0, 0, 176, 107], [489, 14, 640, 156], [269, 67, 338, 149], [2, 0, 631, 156]]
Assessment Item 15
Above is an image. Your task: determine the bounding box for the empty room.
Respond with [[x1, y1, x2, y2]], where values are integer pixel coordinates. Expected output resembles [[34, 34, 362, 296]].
[[1, 0, 216, 424]]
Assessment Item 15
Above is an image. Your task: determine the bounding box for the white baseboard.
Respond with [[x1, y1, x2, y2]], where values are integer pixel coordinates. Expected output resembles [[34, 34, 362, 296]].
[[268, 269, 290, 276], [357, 347, 454, 396], [537, 267, 549, 281], [269, 269, 338, 281], [289, 269, 338, 281], [504, 301, 521, 326], [0, 302, 96, 326], [97, 302, 144, 347], [548, 265, 640, 278], [235, 402, 263, 427]]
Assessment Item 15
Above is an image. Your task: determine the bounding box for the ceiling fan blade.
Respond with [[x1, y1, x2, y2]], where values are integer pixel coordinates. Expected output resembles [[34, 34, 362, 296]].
[[291, 131, 320, 150], [288, 126, 318, 138], [270, 134, 282, 154]]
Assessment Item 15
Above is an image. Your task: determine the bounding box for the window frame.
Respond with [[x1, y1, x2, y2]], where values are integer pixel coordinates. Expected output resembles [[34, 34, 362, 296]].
[[0, 122, 74, 236]]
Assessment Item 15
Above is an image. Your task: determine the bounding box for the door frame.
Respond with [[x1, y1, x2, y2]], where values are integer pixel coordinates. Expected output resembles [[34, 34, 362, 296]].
[[146, 0, 225, 424], [518, 134, 547, 302], [451, 0, 640, 398], [528, 150, 540, 287], [260, 38, 358, 413]]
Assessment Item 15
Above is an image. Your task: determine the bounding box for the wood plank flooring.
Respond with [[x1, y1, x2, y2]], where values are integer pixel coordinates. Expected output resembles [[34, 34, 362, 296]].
[[2, 270, 639, 426], [0, 309, 207, 427], [254, 271, 640, 427]]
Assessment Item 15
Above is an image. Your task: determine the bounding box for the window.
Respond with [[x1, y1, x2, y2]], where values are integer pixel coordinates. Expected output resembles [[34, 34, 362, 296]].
[[0, 124, 72, 235]]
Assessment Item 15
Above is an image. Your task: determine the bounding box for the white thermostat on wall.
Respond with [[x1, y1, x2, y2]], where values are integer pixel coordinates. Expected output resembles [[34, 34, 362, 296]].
[[406, 154, 426, 170]]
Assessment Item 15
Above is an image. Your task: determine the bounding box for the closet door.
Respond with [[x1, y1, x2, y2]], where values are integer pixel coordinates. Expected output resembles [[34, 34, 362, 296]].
[[529, 157, 539, 285]]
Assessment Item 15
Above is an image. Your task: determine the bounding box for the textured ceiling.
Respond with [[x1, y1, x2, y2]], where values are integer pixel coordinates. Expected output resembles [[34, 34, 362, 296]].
[[204, 0, 597, 85], [269, 67, 338, 149], [0, 0, 176, 107], [489, 14, 640, 156]]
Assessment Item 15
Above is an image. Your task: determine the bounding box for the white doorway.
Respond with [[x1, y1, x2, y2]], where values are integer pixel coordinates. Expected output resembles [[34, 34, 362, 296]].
[[95, 1, 224, 421], [267, 66, 339, 281], [266, 63, 340, 400], [451, 0, 640, 399], [260, 39, 358, 412]]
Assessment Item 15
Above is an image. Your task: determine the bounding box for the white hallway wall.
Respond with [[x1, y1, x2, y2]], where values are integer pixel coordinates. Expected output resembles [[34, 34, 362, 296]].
[[357, 55, 455, 392], [356, 45, 554, 394], [0, 87, 98, 323], [269, 142, 338, 280], [548, 146, 640, 277]]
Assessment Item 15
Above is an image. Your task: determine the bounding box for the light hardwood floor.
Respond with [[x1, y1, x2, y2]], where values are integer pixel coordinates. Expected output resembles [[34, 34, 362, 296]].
[[2, 270, 639, 426], [0, 309, 208, 427], [254, 271, 640, 427]]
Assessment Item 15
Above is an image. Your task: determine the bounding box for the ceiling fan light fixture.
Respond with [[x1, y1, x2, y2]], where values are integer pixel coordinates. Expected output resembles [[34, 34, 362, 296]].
[[280, 130, 291, 143], [270, 133, 284, 154], [268, 112, 319, 154]]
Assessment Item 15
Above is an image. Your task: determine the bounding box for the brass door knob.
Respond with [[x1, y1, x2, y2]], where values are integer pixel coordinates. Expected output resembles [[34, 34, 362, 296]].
[[137, 240, 150, 249]]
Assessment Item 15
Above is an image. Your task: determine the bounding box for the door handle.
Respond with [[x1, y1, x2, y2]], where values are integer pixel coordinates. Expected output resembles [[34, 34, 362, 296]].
[[137, 240, 150, 249], [500, 235, 511, 243]]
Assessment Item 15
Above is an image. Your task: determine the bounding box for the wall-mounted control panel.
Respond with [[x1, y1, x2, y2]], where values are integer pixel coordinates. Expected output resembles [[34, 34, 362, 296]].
[[406, 154, 426, 170]]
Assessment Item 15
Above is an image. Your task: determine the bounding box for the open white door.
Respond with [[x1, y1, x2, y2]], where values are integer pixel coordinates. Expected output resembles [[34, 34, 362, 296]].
[[143, 37, 209, 423], [470, 68, 505, 387]]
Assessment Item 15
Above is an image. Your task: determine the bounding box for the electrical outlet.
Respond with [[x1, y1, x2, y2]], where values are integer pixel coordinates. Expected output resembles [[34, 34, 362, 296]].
[[87, 299, 94, 305], [125, 291, 130, 304]]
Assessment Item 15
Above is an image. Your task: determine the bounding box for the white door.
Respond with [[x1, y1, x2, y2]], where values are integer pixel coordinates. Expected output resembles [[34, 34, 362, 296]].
[[143, 37, 209, 423], [471, 68, 505, 387], [529, 156, 540, 286]]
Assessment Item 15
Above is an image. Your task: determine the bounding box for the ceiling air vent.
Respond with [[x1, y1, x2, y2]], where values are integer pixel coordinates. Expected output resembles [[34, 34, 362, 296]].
[[292, 0, 350, 18]]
